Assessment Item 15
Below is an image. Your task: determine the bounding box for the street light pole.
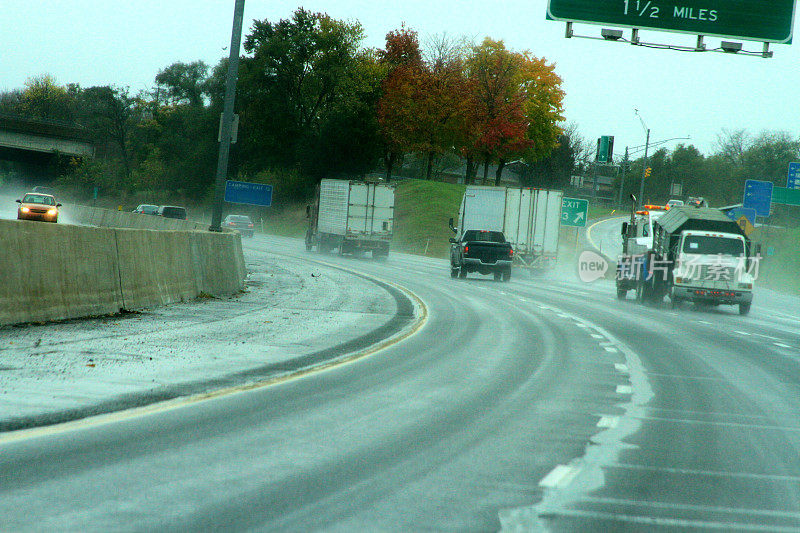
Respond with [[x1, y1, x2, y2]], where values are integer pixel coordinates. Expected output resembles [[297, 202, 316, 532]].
[[638, 127, 650, 209], [210, 0, 246, 232]]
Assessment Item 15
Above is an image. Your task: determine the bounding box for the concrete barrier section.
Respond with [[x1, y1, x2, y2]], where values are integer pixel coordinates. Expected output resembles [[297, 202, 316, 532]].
[[0, 219, 246, 326], [0, 220, 123, 324]]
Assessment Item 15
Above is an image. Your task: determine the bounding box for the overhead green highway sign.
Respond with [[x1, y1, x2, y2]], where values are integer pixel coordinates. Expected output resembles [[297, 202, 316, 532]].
[[547, 0, 796, 43]]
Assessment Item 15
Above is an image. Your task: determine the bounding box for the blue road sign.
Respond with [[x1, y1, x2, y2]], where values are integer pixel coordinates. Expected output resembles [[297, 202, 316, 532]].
[[743, 180, 773, 218], [724, 207, 757, 227], [224, 180, 273, 207], [788, 162, 800, 190]]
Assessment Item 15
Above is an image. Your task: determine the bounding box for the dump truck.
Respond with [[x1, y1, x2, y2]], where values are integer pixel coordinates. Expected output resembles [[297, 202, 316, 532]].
[[306, 179, 394, 259], [623, 202, 758, 315]]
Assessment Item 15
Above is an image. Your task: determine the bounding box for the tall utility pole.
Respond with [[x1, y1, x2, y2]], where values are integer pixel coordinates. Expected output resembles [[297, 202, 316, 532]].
[[210, 0, 246, 232], [618, 146, 629, 206], [638, 128, 650, 209], [634, 109, 650, 210]]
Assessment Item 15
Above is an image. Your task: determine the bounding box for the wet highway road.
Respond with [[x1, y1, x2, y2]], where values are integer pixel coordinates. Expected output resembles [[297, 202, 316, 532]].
[[2, 234, 800, 531]]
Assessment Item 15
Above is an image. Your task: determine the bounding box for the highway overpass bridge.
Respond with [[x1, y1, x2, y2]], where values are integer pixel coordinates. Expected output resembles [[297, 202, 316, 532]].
[[0, 115, 94, 162]]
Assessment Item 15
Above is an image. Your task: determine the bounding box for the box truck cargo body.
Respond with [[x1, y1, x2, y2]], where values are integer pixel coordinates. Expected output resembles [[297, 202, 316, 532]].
[[307, 179, 394, 258], [456, 186, 563, 269]]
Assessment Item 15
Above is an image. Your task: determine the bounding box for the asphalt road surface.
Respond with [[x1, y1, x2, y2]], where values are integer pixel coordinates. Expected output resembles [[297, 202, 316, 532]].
[[2, 234, 800, 531]]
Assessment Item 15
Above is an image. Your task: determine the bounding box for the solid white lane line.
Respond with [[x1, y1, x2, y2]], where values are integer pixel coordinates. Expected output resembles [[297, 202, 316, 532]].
[[583, 495, 800, 521], [636, 415, 800, 432], [616, 385, 633, 394], [644, 372, 726, 382], [538, 465, 580, 488], [609, 462, 800, 482], [543, 509, 800, 531], [614, 363, 629, 373], [597, 416, 619, 428]]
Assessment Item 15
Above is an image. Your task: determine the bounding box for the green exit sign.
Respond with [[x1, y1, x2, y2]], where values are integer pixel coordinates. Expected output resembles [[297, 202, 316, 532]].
[[547, 0, 795, 43]]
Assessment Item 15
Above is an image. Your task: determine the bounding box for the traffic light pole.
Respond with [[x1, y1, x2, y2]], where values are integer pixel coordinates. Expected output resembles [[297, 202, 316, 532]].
[[637, 128, 650, 209], [209, 0, 246, 232]]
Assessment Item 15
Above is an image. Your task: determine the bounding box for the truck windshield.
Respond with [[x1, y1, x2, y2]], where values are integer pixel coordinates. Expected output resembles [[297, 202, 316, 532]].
[[682, 235, 744, 256], [462, 230, 505, 242]]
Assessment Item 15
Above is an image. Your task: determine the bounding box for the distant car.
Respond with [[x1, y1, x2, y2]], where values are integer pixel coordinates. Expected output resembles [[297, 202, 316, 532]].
[[17, 193, 61, 223], [31, 186, 57, 197], [133, 204, 159, 215], [156, 205, 187, 220], [223, 214, 255, 237], [687, 196, 708, 208], [666, 199, 684, 208]]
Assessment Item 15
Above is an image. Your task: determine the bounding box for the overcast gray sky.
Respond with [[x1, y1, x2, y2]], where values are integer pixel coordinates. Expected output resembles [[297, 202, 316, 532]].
[[5, 1, 800, 158]]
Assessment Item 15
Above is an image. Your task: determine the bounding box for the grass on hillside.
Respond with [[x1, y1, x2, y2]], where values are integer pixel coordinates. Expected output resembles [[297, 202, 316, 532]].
[[393, 179, 465, 258], [750, 225, 800, 295], [260, 204, 308, 238]]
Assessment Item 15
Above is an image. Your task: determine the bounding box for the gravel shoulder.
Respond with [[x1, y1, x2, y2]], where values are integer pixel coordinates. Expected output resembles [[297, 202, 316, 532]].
[[0, 246, 414, 431]]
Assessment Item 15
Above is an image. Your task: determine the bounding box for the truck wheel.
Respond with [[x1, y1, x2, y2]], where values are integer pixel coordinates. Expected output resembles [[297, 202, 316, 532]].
[[739, 302, 751, 316], [450, 266, 458, 278], [616, 287, 627, 300], [494, 271, 502, 282], [458, 267, 468, 279], [502, 269, 511, 282]]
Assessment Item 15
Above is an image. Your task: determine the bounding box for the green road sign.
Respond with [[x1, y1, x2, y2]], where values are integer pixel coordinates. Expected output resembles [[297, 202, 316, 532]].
[[597, 135, 614, 163], [547, 0, 795, 43], [561, 197, 588, 227], [772, 186, 800, 206]]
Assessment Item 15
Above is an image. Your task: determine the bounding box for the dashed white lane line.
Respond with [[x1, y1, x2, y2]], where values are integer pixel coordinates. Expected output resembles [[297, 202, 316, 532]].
[[604, 346, 619, 353], [734, 331, 751, 336], [774, 342, 792, 348], [597, 416, 619, 428], [539, 464, 581, 488], [616, 385, 633, 394], [614, 363, 629, 373], [575, 323, 588, 328], [698, 320, 712, 325], [590, 334, 604, 339]]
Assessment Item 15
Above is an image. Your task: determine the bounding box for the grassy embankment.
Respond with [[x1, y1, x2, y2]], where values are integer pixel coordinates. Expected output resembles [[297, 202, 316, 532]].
[[392, 180, 465, 258], [750, 226, 800, 294]]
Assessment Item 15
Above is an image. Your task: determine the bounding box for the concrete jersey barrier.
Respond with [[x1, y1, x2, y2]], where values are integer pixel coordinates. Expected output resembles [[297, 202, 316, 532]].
[[0, 219, 246, 326]]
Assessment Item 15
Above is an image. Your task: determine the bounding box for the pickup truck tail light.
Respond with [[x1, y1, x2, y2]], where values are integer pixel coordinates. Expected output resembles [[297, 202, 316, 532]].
[[464, 245, 469, 253], [509, 248, 514, 256]]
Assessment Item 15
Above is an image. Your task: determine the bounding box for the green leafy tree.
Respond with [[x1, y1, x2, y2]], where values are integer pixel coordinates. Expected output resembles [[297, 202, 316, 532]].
[[18, 75, 76, 122], [155, 61, 209, 107], [238, 7, 366, 186]]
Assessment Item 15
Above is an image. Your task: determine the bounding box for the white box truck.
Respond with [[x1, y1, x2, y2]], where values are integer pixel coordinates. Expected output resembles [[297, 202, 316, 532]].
[[306, 179, 394, 258], [451, 186, 563, 270]]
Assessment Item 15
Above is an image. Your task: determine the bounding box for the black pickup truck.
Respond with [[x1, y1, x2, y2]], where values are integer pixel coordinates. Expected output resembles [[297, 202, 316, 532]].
[[450, 229, 513, 281]]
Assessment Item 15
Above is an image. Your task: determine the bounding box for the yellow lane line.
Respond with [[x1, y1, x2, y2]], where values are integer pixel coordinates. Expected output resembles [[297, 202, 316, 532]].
[[0, 266, 428, 446]]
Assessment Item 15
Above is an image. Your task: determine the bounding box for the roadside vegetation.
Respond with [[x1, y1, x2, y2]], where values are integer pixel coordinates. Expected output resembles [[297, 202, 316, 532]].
[[393, 179, 465, 258], [751, 224, 800, 294]]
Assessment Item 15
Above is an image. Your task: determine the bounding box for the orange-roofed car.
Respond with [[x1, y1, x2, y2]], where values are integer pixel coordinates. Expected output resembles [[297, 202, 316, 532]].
[[16, 193, 61, 223]]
